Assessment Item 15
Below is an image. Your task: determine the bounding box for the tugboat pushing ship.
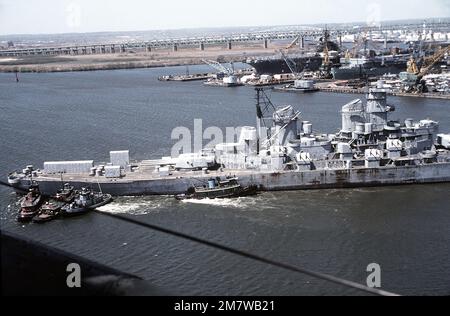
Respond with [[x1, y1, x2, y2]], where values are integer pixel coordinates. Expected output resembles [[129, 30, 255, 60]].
[[175, 177, 258, 201], [61, 188, 113, 217], [6, 85, 450, 197], [17, 184, 43, 223], [11, 181, 113, 223]]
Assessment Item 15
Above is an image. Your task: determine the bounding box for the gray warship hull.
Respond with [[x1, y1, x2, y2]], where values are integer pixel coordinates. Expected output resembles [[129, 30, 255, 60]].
[[9, 86, 450, 197], [10, 162, 450, 196]]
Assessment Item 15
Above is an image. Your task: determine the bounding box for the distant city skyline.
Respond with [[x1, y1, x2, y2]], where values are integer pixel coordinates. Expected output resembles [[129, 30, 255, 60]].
[[0, 0, 449, 36]]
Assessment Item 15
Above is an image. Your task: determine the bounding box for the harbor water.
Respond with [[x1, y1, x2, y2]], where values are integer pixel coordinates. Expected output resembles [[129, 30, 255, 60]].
[[1, 65, 449, 295]]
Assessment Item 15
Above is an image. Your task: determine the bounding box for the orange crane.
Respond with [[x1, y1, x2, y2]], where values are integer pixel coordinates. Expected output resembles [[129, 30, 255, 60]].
[[402, 45, 449, 93], [417, 46, 449, 79], [406, 56, 419, 74]]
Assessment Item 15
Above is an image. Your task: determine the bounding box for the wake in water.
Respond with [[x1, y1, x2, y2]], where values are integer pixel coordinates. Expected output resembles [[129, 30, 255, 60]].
[[181, 194, 279, 211], [97, 196, 171, 215], [181, 197, 246, 208], [97, 193, 278, 215]]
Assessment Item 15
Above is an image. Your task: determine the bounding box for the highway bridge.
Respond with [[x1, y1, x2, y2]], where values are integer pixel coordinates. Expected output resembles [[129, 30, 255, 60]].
[[1, 22, 449, 57]]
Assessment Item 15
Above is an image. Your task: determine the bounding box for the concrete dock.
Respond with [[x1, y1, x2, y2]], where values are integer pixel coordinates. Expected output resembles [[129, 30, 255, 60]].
[[316, 82, 450, 100]]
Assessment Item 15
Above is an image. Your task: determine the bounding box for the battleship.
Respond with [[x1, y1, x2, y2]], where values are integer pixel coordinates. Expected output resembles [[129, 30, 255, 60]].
[[7, 85, 450, 196]]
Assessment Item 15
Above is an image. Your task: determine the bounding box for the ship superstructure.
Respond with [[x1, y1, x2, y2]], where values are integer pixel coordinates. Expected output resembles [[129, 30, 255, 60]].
[[209, 85, 442, 171]]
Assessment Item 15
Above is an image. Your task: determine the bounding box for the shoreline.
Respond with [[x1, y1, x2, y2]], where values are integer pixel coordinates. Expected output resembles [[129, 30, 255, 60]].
[[0, 60, 213, 73], [0, 45, 278, 73]]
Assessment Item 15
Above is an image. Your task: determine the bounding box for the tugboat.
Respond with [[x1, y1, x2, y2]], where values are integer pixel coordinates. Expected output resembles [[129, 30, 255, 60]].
[[175, 177, 258, 201], [61, 188, 113, 217], [32, 200, 64, 223], [17, 184, 44, 223], [54, 183, 76, 203], [32, 183, 76, 223]]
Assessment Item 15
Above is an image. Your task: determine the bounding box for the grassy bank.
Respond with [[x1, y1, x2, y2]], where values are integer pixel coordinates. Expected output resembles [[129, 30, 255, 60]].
[[0, 45, 277, 73]]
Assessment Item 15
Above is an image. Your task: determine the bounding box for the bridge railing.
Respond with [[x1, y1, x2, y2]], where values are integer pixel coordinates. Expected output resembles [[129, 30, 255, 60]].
[[1, 22, 449, 57]]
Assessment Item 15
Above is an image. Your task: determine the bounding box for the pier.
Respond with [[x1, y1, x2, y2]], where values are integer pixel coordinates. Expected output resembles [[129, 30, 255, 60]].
[[317, 86, 450, 100]]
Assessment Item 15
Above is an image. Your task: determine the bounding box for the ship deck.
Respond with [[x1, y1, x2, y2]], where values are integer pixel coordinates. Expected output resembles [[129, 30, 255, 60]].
[[33, 168, 264, 183], [11, 149, 450, 197], [31, 157, 450, 184]]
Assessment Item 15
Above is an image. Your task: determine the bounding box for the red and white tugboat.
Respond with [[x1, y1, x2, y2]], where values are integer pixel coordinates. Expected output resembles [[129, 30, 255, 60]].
[[17, 184, 44, 223]]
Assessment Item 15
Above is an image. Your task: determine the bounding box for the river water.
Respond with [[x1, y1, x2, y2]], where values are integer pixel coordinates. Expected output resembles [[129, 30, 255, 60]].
[[1, 65, 449, 295]]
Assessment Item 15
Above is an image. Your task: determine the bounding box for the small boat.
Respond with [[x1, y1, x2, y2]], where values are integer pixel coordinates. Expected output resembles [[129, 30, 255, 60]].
[[32, 200, 64, 223], [32, 183, 76, 223], [61, 188, 113, 217], [54, 183, 76, 203], [7, 172, 21, 186], [17, 184, 44, 222], [175, 177, 258, 201]]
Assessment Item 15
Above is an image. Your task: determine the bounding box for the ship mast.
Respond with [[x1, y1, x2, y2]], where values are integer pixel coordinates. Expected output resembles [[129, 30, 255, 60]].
[[255, 88, 278, 153], [256, 88, 262, 154]]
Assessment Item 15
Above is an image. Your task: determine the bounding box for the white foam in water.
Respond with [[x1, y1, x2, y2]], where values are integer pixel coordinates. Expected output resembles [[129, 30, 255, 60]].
[[97, 198, 165, 215], [97, 194, 276, 215], [181, 198, 244, 208], [181, 196, 275, 210]]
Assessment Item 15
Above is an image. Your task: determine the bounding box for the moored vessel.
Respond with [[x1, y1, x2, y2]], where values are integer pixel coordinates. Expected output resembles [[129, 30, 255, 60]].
[[245, 30, 340, 75], [331, 55, 409, 80], [274, 79, 319, 93]]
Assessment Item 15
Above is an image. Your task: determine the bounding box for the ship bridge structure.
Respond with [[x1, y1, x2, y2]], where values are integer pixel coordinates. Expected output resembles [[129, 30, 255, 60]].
[[214, 84, 442, 172], [338, 83, 440, 161]]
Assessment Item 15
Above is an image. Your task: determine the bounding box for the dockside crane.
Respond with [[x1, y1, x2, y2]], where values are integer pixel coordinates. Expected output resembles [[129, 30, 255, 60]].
[[418, 46, 449, 76], [401, 45, 449, 93], [201, 59, 235, 76], [285, 35, 301, 50], [350, 34, 371, 58], [319, 43, 333, 78], [279, 50, 301, 79]]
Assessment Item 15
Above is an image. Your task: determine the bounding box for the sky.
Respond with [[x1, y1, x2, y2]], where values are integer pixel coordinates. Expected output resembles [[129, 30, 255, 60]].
[[0, 0, 449, 35]]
